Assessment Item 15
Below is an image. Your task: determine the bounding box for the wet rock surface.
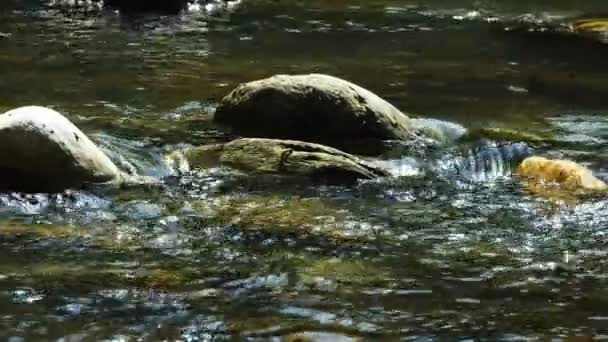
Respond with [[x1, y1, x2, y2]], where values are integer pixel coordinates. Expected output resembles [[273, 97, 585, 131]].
[[169, 138, 390, 181], [517, 156, 608, 196], [214, 74, 417, 151], [0, 106, 120, 192]]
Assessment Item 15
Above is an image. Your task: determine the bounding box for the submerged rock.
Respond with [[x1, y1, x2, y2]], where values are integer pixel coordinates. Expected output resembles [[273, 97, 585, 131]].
[[102, 0, 189, 13], [411, 118, 468, 143], [169, 138, 389, 181], [300, 257, 387, 286], [462, 127, 553, 145], [191, 193, 384, 241], [213, 74, 417, 151], [284, 332, 360, 342], [0, 106, 121, 192], [517, 156, 607, 195], [192, 194, 348, 238]]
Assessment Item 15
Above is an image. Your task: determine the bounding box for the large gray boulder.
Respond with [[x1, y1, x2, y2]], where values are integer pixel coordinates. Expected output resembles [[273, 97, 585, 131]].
[[0, 106, 121, 192], [167, 138, 389, 182], [213, 74, 417, 150]]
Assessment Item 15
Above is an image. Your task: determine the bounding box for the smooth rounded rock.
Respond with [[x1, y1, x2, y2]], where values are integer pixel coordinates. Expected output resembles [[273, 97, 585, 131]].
[[214, 74, 416, 150], [517, 156, 607, 193], [0, 106, 120, 192]]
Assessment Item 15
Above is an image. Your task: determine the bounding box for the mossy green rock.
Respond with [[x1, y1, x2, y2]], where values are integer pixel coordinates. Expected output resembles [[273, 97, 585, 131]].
[[214, 74, 416, 151], [191, 194, 377, 241], [301, 257, 388, 286], [193, 194, 345, 237], [169, 138, 389, 181], [462, 127, 553, 145]]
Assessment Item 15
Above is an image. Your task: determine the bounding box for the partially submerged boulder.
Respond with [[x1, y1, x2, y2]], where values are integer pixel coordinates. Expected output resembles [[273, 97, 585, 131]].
[[517, 156, 607, 195], [462, 127, 552, 145], [214, 74, 417, 151], [0, 106, 121, 192], [168, 138, 389, 181], [411, 118, 467, 143]]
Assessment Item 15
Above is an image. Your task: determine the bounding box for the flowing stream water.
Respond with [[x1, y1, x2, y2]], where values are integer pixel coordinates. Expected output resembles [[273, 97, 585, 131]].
[[1, 0, 608, 340]]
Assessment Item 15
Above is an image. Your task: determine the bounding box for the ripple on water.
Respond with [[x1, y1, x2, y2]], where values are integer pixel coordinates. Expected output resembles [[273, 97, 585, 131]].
[[2, 0, 608, 338], [549, 114, 608, 146]]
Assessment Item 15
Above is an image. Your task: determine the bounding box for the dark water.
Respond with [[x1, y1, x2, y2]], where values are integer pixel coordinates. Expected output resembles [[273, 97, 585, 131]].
[[1, 0, 608, 340]]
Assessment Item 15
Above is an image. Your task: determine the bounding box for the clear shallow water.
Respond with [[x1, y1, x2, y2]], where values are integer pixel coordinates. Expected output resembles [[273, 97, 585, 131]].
[[1, 0, 608, 340]]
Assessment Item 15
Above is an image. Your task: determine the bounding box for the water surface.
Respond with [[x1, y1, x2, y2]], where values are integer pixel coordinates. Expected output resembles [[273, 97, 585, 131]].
[[1, 0, 608, 340]]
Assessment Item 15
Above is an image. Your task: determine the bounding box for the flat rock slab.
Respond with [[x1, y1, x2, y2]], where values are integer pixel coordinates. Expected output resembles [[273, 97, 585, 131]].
[[214, 74, 416, 150], [0, 106, 120, 192], [170, 138, 390, 182]]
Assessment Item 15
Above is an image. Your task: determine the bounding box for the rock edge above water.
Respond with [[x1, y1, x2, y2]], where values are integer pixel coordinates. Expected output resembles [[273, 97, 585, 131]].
[[168, 138, 389, 182], [0, 106, 121, 192], [214, 73, 422, 152]]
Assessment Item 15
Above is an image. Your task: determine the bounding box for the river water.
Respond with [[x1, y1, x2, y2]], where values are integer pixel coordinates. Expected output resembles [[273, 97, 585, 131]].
[[1, 0, 608, 340]]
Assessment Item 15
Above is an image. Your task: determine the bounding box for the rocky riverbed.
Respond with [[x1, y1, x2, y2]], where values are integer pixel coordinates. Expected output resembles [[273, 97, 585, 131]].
[[1, 0, 608, 340]]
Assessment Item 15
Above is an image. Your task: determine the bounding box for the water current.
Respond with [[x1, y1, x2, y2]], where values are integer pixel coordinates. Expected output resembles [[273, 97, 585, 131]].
[[1, 0, 608, 339]]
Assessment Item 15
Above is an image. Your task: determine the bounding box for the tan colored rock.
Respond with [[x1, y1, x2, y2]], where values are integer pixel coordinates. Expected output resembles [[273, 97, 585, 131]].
[[214, 74, 416, 150], [570, 16, 608, 44], [0, 106, 120, 192], [517, 156, 607, 194]]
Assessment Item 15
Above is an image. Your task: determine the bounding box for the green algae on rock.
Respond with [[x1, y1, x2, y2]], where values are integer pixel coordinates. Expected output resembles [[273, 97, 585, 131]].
[[283, 331, 361, 342], [213, 74, 417, 151], [300, 257, 389, 286], [5, 261, 198, 290], [193, 195, 344, 237], [191, 194, 378, 241], [168, 138, 389, 182], [0, 223, 87, 240], [461, 127, 554, 145]]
